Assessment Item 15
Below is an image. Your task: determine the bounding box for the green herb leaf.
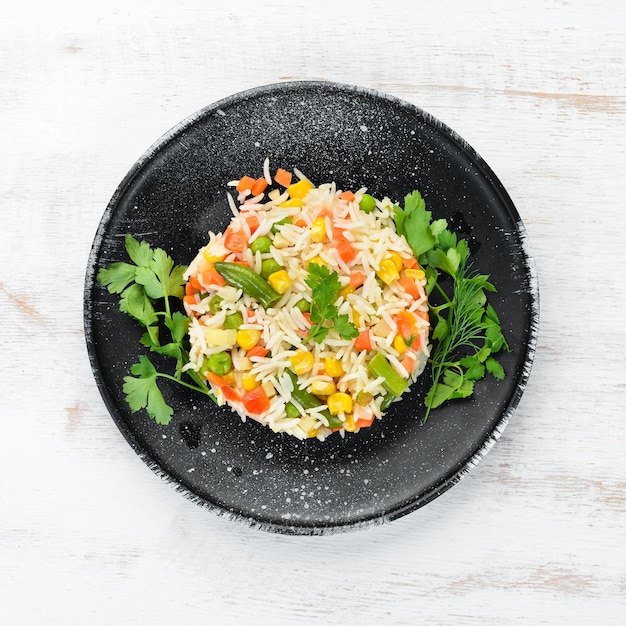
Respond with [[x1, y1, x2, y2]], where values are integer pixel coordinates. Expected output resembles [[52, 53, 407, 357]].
[[123, 355, 174, 425], [485, 355, 506, 380], [97, 262, 137, 294]]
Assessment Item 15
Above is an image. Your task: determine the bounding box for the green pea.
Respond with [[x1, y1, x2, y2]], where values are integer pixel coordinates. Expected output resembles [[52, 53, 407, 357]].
[[207, 351, 232, 376], [359, 193, 377, 213], [295, 298, 310, 313], [250, 236, 272, 254], [271, 216, 291, 233], [260, 258, 283, 279], [285, 402, 301, 419], [208, 295, 223, 314], [224, 311, 244, 329]]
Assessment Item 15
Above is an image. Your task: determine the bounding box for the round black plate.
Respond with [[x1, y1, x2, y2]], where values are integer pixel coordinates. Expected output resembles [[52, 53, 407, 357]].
[[84, 81, 538, 534]]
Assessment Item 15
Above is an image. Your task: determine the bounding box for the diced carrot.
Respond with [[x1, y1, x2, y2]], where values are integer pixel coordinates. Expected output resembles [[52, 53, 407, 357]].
[[398, 276, 420, 299], [349, 271, 366, 289], [402, 255, 418, 269], [185, 281, 194, 296], [333, 227, 346, 241], [236, 175, 256, 192], [354, 330, 372, 352], [242, 386, 270, 415], [199, 269, 226, 287], [189, 275, 203, 291], [251, 177, 268, 196], [316, 208, 333, 219], [302, 312, 312, 325], [336, 241, 356, 264], [294, 218, 308, 228], [206, 371, 228, 387], [415, 310, 430, 323], [245, 213, 260, 234], [224, 227, 247, 252], [339, 190, 355, 202], [183, 294, 197, 306], [410, 336, 421, 350], [355, 413, 375, 429], [400, 354, 415, 373], [222, 385, 242, 403], [395, 311, 417, 340], [246, 345, 269, 358], [274, 168, 293, 187]]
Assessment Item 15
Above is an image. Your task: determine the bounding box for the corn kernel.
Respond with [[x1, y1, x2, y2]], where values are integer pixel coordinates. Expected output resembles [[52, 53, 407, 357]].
[[351, 307, 362, 328], [310, 217, 326, 243], [393, 334, 408, 354], [324, 357, 344, 377], [388, 251, 403, 272], [205, 328, 237, 346], [268, 269, 292, 294], [405, 268, 426, 281], [262, 381, 276, 398], [311, 380, 336, 396], [236, 328, 262, 350], [327, 392, 353, 415], [377, 259, 400, 285], [343, 413, 358, 433], [306, 255, 327, 268], [338, 285, 354, 299], [287, 178, 314, 199], [279, 197, 303, 208], [242, 373, 260, 391], [202, 249, 226, 263], [289, 350, 314, 375]]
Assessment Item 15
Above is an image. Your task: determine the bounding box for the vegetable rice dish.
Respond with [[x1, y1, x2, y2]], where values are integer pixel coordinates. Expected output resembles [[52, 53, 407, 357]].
[[182, 161, 430, 440]]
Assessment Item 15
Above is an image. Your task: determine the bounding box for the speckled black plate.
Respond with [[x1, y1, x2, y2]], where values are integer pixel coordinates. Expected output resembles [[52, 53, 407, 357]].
[[84, 81, 538, 534]]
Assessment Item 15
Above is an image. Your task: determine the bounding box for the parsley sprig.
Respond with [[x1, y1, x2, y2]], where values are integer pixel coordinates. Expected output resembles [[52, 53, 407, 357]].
[[394, 191, 510, 419], [305, 263, 359, 343], [97, 234, 214, 425]]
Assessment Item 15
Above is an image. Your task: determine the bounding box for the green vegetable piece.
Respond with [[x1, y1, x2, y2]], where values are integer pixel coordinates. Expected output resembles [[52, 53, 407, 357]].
[[285, 402, 301, 419], [356, 390, 373, 406], [206, 352, 232, 376], [260, 258, 283, 279], [285, 370, 342, 429], [380, 393, 396, 411], [214, 262, 281, 308], [208, 295, 223, 314], [250, 235, 272, 254], [295, 298, 310, 313], [359, 193, 377, 213], [224, 311, 244, 329], [368, 352, 408, 398], [271, 216, 291, 233]]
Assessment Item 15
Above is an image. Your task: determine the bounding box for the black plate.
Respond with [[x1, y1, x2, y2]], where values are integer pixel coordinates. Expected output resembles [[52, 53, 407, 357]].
[[84, 81, 538, 534]]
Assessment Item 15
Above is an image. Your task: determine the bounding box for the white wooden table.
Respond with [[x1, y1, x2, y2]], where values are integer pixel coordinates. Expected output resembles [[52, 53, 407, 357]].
[[2, 1, 625, 623]]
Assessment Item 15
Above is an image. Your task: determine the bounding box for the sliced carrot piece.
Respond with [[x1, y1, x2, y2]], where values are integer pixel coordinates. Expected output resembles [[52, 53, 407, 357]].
[[242, 386, 270, 415], [395, 311, 417, 340], [183, 294, 197, 306], [336, 241, 356, 264], [189, 275, 203, 291], [355, 413, 375, 429], [398, 276, 420, 299], [246, 345, 269, 358], [274, 168, 293, 187], [199, 269, 226, 287], [402, 255, 418, 269], [400, 354, 415, 373], [415, 310, 430, 323], [224, 227, 247, 252], [245, 213, 260, 234], [222, 385, 242, 403], [354, 330, 372, 352], [250, 177, 268, 196], [339, 190, 355, 202], [349, 271, 366, 289], [185, 281, 194, 296], [236, 175, 256, 192]]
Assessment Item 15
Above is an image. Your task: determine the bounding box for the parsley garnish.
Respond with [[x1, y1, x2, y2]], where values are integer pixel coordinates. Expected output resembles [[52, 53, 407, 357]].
[[394, 191, 510, 419], [97, 234, 214, 424], [305, 263, 359, 343]]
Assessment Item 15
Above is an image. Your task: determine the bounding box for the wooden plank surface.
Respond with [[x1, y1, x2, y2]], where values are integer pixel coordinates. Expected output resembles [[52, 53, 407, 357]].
[[2, 1, 625, 624]]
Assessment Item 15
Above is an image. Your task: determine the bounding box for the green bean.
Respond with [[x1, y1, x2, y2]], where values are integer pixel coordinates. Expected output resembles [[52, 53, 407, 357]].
[[285, 370, 343, 429], [367, 352, 408, 397], [284, 402, 301, 419], [214, 262, 281, 308]]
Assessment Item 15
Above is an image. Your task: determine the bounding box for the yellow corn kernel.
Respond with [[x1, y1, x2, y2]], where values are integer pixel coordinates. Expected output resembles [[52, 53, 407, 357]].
[[202, 249, 226, 263], [306, 255, 327, 268], [377, 259, 400, 285], [327, 392, 353, 415], [289, 350, 314, 375], [338, 285, 354, 299], [351, 307, 362, 328], [343, 413, 358, 433], [236, 328, 262, 350], [268, 269, 292, 294], [324, 357, 344, 378], [393, 334, 408, 354], [242, 373, 260, 391], [298, 414, 319, 438], [279, 197, 303, 208], [205, 328, 237, 346], [388, 251, 403, 272], [311, 380, 336, 396], [287, 178, 314, 199], [262, 381, 276, 398], [405, 268, 426, 281], [310, 217, 326, 243]]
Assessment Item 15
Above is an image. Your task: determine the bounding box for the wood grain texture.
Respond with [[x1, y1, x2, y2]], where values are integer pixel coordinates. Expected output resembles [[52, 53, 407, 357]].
[[2, 1, 625, 624]]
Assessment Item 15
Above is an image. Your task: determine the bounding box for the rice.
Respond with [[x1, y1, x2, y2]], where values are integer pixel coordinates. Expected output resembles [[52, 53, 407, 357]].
[[182, 164, 431, 440]]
